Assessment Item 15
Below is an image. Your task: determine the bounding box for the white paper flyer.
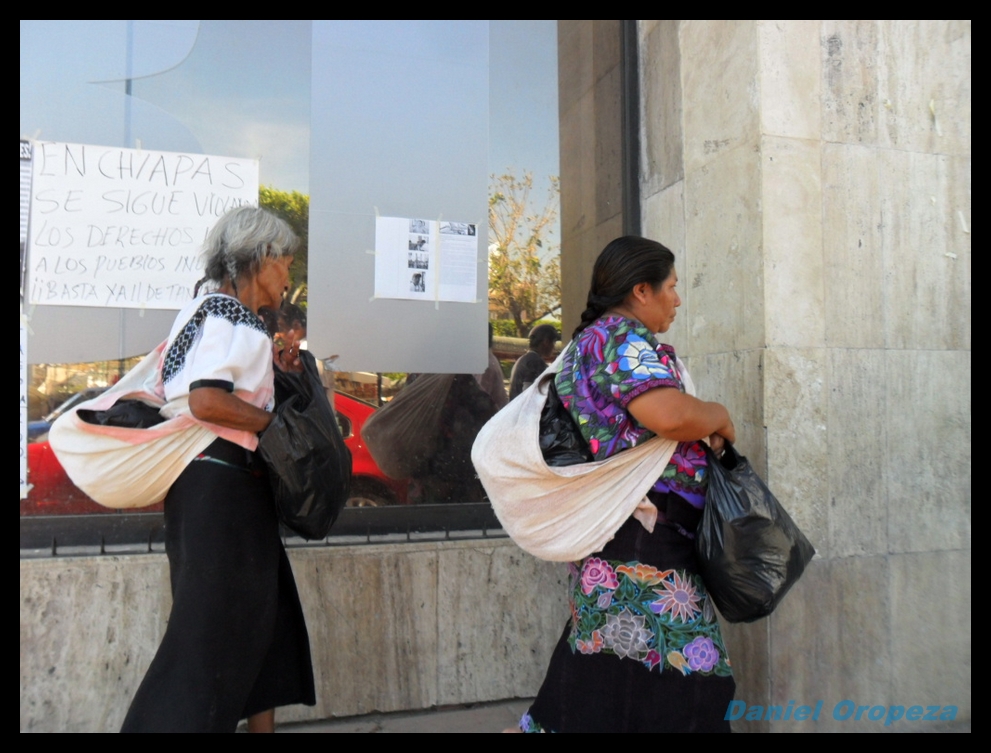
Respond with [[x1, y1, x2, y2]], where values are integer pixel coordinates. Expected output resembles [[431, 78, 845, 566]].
[[374, 216, 478, 303]]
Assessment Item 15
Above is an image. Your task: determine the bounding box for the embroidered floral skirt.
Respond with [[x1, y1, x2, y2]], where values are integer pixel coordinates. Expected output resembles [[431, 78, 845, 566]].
[[523, 503, 735, 733]]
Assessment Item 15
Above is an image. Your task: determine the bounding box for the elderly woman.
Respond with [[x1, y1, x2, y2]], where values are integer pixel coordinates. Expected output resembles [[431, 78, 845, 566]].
[[519, 237, 737, 733], [121, 207, 315, 733]]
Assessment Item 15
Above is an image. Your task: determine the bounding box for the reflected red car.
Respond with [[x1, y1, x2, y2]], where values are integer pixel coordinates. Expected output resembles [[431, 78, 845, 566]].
[[21, 392, 408, 515], [332, 393, 409, 506]]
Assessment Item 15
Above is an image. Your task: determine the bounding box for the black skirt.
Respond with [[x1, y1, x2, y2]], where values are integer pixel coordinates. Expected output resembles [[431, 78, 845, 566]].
[[524, 495, 736, 733], [121, 438, 315, 733]]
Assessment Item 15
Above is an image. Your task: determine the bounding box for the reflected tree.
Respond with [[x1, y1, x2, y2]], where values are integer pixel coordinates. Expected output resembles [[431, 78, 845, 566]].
[[259, 186, 309, 305], [488, 172, 560, 337]]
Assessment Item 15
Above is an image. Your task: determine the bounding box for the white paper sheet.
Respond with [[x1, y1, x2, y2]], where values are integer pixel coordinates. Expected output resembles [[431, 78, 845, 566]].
[[374, 216, 478, 303]]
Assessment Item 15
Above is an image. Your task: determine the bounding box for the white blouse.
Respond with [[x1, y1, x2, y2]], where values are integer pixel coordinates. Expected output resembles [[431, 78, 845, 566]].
[[158, 293, 274, 451]]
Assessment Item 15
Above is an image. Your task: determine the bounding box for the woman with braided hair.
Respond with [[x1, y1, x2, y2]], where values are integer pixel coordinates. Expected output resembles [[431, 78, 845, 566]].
[[518, 236, 737, 733]]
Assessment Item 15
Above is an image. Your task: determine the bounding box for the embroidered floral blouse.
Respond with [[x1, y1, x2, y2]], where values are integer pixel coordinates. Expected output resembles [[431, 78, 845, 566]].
[[554, 315, 708, 508]]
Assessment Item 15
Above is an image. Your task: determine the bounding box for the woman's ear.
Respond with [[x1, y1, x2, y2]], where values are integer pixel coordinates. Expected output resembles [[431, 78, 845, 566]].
[[632, 282, 651, 304]]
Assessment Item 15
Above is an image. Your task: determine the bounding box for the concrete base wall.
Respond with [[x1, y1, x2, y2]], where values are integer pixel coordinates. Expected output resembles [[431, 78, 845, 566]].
[[20, 539, 570, 733]]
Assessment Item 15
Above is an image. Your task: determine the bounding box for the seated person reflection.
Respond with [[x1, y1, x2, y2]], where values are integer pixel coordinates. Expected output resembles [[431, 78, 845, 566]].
[[277, 302, 307, 351], [405, 373, 496, 504], [509, 323, 558, 399], [476, 323, 508, 410]]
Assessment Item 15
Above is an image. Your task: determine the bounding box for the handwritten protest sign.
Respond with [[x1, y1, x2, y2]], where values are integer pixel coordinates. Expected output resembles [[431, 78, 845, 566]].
[[21, 140, 32, 498], [28, 142, 259, 309]]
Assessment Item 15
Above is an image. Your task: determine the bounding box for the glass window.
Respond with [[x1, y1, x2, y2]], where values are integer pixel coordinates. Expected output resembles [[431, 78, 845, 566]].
[[21, 20, 312, 520], [20, 20, 559, 541]]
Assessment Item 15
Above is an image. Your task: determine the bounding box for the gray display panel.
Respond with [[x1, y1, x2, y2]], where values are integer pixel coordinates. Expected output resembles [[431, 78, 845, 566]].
[[306, 21, 490, 375]]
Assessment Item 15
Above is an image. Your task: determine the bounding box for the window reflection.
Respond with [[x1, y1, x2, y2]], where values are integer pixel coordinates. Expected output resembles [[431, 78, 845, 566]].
[[24, 357, 149, 516], [21, 20, 560, 519], [22, 20, 313, 516]]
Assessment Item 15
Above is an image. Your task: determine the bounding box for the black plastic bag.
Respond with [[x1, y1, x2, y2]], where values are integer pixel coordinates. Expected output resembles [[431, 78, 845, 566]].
[[539, 382, 594, 467], [695, 442, 815, 623], [362, 373, 455, 479], [78, 400, 165, 429], [258, 350, 351, 539]]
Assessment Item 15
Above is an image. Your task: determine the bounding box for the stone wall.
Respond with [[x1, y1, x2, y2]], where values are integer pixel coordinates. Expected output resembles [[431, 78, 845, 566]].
[[558, 20, 628, 338], [20, 539, 568, 732], [636, 19, 970, 731]]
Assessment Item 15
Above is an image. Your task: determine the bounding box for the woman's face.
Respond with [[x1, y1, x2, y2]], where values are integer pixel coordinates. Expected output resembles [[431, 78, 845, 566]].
[[644, 267, 681, 333], [254, 255, 293, 311]]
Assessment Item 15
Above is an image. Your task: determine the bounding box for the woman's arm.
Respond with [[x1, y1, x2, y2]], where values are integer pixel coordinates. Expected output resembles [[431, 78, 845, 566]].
[[188, 387, 273, 433], [627, 387, 735, 445], [189, 338, 301, 432]]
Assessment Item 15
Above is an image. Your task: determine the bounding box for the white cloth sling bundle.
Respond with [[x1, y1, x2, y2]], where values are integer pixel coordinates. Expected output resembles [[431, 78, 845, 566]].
[[471, 351, 697, 562], [48, 341, 216, 509]]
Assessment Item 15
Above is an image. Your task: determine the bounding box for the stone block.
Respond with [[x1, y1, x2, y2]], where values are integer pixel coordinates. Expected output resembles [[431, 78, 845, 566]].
[[639, 19, 660, 38], [642, 181, 687, 349], [884, 350, 971, 554], [683, 142, 764, 355], [764, 347, 829, 557], [560, 228, 599, 337], [594, 65, 624, 224], [947, 154, 972, 345], [767, 556, 891, 732], [436, 543, 568, 704], [640, 20, 684, 196], [889, 549, 971, 718], [593, 212, 624, 262], [558, 92, 587, 241], [720, 619, 769, 733], [879, 150, 971, 350], [284, 544, 441, 720], [592, 20, 621, 86], [557, 21, 593, 117], [759, 20, 822, 140], [827, 348, 887, 558], [821, 20, 880, 145], [20, 555, 170, 733], [878, 21, 971, 156], [559, 89, 598, 241], [642, 181, 685, 256], [822, 143, 884, 348], [761, 136, 825, 347], [683, 348, 766, 478], [566, 215, 626, 329], [680, 20, 759, 173]]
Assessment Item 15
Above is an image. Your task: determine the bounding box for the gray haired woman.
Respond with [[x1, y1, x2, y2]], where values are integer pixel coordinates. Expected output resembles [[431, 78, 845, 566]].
[[121, 206, 315, 732]]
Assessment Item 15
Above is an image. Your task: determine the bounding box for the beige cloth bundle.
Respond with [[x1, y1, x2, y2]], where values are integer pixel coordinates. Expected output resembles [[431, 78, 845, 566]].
[[49, 342, 216, 509], [472, 353, 695, 562]]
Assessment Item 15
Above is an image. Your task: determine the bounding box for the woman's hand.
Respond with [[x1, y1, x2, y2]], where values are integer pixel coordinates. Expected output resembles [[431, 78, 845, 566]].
[[708, 417, 736, 453], [273, 331, 304, 373], [707, 430, 736, 455]]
